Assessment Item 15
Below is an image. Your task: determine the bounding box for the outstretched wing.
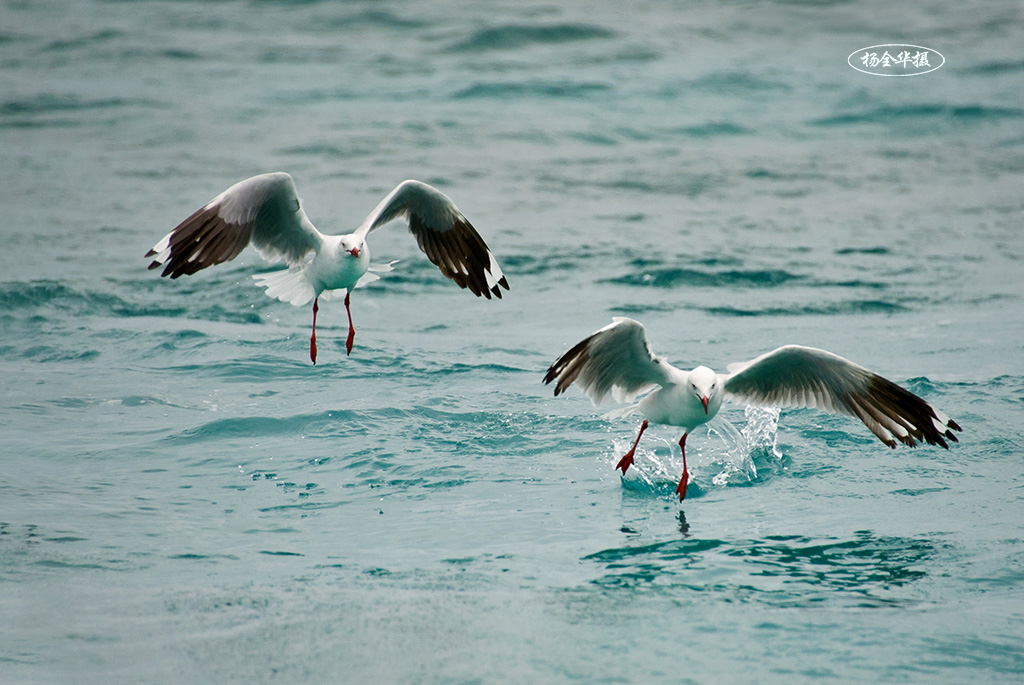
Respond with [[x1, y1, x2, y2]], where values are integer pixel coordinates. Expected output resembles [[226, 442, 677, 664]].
[[354, 180, 509, 299], [146, 172, 321, 278], [543, 317, 677, 406], [723, 345, 962, 448]]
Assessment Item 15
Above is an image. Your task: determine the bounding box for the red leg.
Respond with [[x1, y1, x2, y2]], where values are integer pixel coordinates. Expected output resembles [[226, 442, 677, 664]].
[[309, 297, 319, 365], [675, 432, 690, 501], [616, 420, 649, 474], [344, 291, 355, 356]]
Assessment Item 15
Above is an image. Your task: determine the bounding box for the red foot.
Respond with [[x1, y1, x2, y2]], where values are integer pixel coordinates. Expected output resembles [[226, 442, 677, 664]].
[[615, 452, 635, 474], [675, 468, 690, 501], [310, 298, 319, 365], [344, 292, 355, 356], [616, 420, 649, 474], [676, 432, 689, 501]]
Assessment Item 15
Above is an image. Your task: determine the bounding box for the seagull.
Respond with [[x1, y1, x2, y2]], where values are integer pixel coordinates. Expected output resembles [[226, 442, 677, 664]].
[[543, 317, 961, 501], [146, 173, 509, 363]]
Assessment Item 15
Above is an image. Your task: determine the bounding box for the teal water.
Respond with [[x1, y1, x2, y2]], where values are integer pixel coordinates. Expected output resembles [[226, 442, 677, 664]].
[[2, 0, 1023, 682]]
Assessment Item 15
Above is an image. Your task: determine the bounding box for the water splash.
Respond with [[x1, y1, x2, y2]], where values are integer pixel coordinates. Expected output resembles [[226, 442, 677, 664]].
[[618, 405, 782, 497], [741, 404, 783, 462], [707, 405, 781, 487]]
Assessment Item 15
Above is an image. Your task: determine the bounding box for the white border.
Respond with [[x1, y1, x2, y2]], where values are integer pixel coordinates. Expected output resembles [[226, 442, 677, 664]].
[[848, 44, 945, 77]]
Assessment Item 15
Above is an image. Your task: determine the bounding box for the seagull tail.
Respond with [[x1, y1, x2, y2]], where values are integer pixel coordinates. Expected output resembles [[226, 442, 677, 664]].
[[602, 403, 642, 421], [253, 266, 317, 306], [351, 260, 399, 289]]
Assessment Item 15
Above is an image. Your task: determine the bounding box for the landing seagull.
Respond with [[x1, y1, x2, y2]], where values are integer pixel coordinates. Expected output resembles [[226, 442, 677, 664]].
[[146, 173, 509, 363], [544, 317, 961, 501]]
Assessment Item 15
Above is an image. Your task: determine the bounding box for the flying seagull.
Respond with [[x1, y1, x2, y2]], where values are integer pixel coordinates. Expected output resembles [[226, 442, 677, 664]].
[[146, 173, 509, 363], [544, 317, 961, 501]]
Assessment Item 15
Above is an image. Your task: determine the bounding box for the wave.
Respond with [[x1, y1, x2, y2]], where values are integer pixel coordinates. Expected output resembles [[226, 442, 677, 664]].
[[453, 80, 612, 100], [811, 104, 1024, 128], [580, 530, 937, 607], [318, 10, 429, 31], [706, 300, 908, 316], [43, 29, 126, 52], [679, 121, 752, 138], [599, 262, 919, 315], [0, 280, 133, 313], [449, 23, 616, 52], [834, 246, 891, 255], [164, 404, 548, 446], [964, 59, 1024, 75], [686, 72, 793, 95], [156, 404, 566, 506], [0, 279, 265, 324], [606, 267, 804, 289], [0, 94, 158, 128]]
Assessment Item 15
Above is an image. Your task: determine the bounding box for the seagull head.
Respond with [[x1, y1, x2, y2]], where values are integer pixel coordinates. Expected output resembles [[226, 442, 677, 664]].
[[339, 236, 363, 259], [689, 366, 718, 415]]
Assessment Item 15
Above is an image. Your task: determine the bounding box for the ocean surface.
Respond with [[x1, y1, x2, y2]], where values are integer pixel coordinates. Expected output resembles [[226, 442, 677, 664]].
[[2, 0, 1022, 682]]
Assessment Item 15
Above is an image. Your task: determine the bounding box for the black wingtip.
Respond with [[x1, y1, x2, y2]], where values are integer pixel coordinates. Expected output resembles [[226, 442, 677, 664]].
[[542, 366, 557, 386], [483, 275, 510, 300]]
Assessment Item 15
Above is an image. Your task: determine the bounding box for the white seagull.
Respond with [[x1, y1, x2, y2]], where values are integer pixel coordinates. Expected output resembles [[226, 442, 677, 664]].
[[544, 317, 961, 501], [146, 173, 509, 363]]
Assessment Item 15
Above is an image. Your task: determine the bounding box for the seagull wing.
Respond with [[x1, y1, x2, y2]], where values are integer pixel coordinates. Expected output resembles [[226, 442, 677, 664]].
[[354, 180, 509, 299], [722, 345, 962, 448], [544, 317, 677, 406], [146, 172, 322, 279]]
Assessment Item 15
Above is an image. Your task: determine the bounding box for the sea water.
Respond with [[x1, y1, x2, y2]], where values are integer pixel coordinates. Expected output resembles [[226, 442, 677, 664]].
[[1, 0, 1022, 682]]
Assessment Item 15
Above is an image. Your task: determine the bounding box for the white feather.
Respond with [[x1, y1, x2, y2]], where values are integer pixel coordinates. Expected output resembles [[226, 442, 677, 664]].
[[485, 252, 503, 290], [252, 267, 316, 306], [354, 272, 380, 288], [367, 260, 399, 273], [603, 404, 642, 421]]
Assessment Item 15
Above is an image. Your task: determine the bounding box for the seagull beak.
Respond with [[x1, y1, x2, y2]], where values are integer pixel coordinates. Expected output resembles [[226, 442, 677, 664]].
[[348, 247, 360, 258], [700, 396, 709, 414]]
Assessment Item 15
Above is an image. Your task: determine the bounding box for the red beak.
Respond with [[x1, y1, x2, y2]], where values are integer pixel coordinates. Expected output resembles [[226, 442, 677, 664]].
[[700, 396, 709, 414], [348, 247, 360, 258]]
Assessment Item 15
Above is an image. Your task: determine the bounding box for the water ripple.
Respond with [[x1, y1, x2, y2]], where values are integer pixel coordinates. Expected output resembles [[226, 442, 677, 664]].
[[0, 279, 260, 324], [581, 530, 939, 607], [606, 267, 804, 289], [706, 300, 909, 316], [453, 80, 612, 100], [0, 94, 158, 128], [449, 23, 616, 52], [811, 104, 1024, 129]]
